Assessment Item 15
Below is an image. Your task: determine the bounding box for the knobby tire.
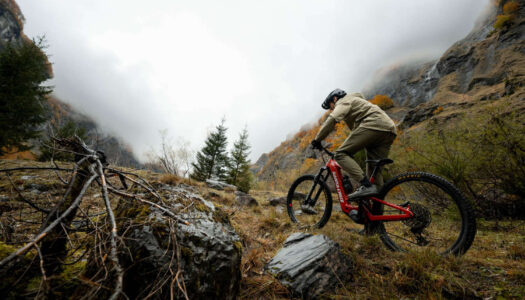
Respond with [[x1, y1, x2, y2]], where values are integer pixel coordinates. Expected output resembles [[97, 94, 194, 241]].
[[286, 175, 332, 229], [369, 172, 477, 255]]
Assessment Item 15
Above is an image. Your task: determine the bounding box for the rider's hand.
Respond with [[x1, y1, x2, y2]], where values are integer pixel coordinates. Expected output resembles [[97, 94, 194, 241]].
[[311, 140, 322, 150]]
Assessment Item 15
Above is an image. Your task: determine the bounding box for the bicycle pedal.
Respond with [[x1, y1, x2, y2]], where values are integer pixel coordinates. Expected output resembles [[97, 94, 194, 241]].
[[399, 201, 410, 207]]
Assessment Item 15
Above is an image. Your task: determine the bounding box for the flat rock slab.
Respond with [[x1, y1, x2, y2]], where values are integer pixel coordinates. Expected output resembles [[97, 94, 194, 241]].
[[206, 179, 237, 191], [268, 196, 287, 206], [235, 191, 259, 206], [266, 233, 353, 299]]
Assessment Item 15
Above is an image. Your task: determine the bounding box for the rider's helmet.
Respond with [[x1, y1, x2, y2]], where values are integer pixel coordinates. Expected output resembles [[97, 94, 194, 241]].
[[322, 88, 347, 109]]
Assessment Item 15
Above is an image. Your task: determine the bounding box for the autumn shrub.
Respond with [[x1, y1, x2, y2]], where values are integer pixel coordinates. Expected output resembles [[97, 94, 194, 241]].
[[432, 106, 443, 115], [370, 94, 394, 110], [494, 14, 512, 29], [391, 102, 525, 218], [503, 1, 520, 14], [159, 173, 180, 185]]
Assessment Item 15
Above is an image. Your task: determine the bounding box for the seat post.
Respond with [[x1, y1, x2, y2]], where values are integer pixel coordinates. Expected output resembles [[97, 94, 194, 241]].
[[369, 164, 380, 184]]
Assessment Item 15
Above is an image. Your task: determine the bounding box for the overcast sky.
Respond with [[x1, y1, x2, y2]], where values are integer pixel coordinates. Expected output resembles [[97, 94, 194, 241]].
[[17, 0, 489, 162]]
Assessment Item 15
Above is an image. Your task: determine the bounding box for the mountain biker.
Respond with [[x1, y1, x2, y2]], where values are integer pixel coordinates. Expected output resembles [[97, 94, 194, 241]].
[[311, 89, 397, 200]]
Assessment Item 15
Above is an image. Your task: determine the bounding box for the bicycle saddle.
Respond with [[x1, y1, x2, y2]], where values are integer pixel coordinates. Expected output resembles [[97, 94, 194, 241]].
[[365, 158, 394, 166]]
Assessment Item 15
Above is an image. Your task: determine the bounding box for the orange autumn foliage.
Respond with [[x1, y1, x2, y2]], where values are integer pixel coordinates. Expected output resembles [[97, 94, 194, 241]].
[[369, 95, 394, 110], [326, 122, 349, 151], [433, 106, 444, 115], [0, 147, 36, 160], [503, 1, 519, 14], [300, 158, 317, 174]]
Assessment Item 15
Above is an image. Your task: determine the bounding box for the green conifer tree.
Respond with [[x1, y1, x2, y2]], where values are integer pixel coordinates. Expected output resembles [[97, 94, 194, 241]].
[[227, 127, 253, 192], [191, 119, 229, 181], [0, 38, 52, 155]]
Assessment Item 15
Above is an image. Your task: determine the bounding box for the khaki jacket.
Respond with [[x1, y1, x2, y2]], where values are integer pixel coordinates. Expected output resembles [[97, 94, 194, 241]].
[[315, 92, 396, 141]]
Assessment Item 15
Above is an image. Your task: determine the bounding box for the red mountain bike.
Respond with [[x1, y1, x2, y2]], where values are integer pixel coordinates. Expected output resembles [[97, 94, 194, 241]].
[[286, 145, 477, 255]]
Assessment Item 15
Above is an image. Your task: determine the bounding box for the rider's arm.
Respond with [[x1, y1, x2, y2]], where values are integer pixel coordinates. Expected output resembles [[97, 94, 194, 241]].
[[314, 100, 351, 142], [314, 116, 337, 142]]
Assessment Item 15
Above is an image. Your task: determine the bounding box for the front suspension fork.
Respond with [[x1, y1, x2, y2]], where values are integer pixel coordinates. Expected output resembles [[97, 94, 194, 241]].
[[304, 168, 330, 206]]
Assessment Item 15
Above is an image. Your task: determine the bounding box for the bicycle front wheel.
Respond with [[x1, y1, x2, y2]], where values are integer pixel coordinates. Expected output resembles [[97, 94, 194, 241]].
[[286, 175, 332, 229], [372, 172, 476, 255]]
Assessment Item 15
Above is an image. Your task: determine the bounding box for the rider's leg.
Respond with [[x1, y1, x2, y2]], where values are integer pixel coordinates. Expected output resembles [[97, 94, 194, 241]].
[[365, 132, 397, 186], [334, 127, 369, 183], [336, 128, 395, 199]]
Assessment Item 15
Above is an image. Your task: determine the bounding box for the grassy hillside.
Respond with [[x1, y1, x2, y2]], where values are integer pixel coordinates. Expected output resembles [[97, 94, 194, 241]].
[[2, 159, 523, 299], [254, 0, 525, 220]]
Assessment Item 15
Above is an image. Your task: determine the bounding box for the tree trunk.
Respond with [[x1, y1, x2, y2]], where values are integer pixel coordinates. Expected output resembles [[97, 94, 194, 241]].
[[39, 159, 91, 276]]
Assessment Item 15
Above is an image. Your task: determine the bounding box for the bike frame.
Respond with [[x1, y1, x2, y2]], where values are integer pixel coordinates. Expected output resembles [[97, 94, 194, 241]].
[[322, 157, 414, 222]]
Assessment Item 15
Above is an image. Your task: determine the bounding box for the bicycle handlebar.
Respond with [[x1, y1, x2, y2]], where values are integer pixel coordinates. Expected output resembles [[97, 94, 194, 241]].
[[315, 144, 334, 158]]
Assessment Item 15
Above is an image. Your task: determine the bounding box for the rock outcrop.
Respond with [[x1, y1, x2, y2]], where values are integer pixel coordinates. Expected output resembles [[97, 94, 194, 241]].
[[0, 2, 142, 167], [251, 153, 269, 175], [80, 184, 242, 300], [364, 0, 524, 113], [254, 1, 525, 182], [235, 191, 258, 206], [268, 196, 287, 206], [0, 0, 25, 49], [266, 233, 353, 299], [205, 179, 237, 191]]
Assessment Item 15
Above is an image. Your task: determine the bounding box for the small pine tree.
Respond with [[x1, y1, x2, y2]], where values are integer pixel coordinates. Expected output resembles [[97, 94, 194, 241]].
[[227, 127, 253, 192], [191, 119, 229, 182], [0, 38, 52, 155]]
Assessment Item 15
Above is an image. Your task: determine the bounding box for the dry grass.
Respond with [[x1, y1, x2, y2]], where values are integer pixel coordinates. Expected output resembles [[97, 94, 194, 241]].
[[2, 159, 524, 299], [208, 185, 525, 299]]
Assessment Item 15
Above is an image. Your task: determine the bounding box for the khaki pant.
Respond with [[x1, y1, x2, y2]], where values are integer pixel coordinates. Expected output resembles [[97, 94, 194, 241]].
[[334, 127, 396, 186]]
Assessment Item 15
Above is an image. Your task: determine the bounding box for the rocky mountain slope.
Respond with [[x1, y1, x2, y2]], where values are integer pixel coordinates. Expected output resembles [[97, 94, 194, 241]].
[[45, 97, 142, 168], [0, 1, 141, 167], [0, 0, 25, 49], [254, 0, 525, 184]]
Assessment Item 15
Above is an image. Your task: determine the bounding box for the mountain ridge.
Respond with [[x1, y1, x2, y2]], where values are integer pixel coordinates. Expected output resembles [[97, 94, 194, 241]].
[[254, 0, 525, 184]]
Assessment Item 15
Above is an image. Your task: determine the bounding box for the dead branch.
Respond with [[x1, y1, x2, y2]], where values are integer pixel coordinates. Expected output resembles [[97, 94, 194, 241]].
[[111, 171, 163, 202], [34, 244, 48, 297], [97, 161, 124, 300], [5, 172, 50, 213], [51, 157, 69, 185], [106, 186, 189, 225], [0, 166, 73, 173], [0, 135, 192, 298], [0, 169, 98, 269]]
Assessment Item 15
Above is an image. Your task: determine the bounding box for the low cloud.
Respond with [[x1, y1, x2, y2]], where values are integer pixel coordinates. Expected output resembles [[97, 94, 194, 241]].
[[18, 0, 490, 161]]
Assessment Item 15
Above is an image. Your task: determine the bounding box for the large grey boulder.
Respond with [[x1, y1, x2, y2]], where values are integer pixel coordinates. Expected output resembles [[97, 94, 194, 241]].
[[80, 184, 242, 299], [206, 179, 237, 191], [266, 233, 353, 299]]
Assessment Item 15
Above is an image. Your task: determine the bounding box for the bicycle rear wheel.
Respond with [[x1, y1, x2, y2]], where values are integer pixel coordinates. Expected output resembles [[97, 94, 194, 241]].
[[286, 175, 332, 229], [371, 172, 476, 255]]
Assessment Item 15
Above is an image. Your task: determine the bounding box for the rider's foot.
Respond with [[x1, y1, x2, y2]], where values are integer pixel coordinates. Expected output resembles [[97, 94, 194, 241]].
[[300, 204, 318, 215], [347, 185, 379, 200]]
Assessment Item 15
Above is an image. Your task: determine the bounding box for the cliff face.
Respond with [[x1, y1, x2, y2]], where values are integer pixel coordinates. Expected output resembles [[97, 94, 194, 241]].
[[46, 97, 142, 168], [0, 1, 141, 167], [0, 0, 25, 49], [363, 0, 524, 109], [255, 0, 525, 183]]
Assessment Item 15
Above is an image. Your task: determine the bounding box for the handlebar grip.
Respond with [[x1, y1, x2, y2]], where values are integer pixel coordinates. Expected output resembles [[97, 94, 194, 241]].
[[318, 145, 334, 157]]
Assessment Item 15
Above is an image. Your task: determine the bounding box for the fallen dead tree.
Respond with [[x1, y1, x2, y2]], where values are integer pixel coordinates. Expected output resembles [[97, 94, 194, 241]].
[[0, 136, 241, 299]]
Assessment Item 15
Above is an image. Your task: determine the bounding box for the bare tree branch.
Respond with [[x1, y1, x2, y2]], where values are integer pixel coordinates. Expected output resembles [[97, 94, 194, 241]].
[[0, 168, 98, 268], [97, 161, 124, 300], [5, 172, 50, 213]]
